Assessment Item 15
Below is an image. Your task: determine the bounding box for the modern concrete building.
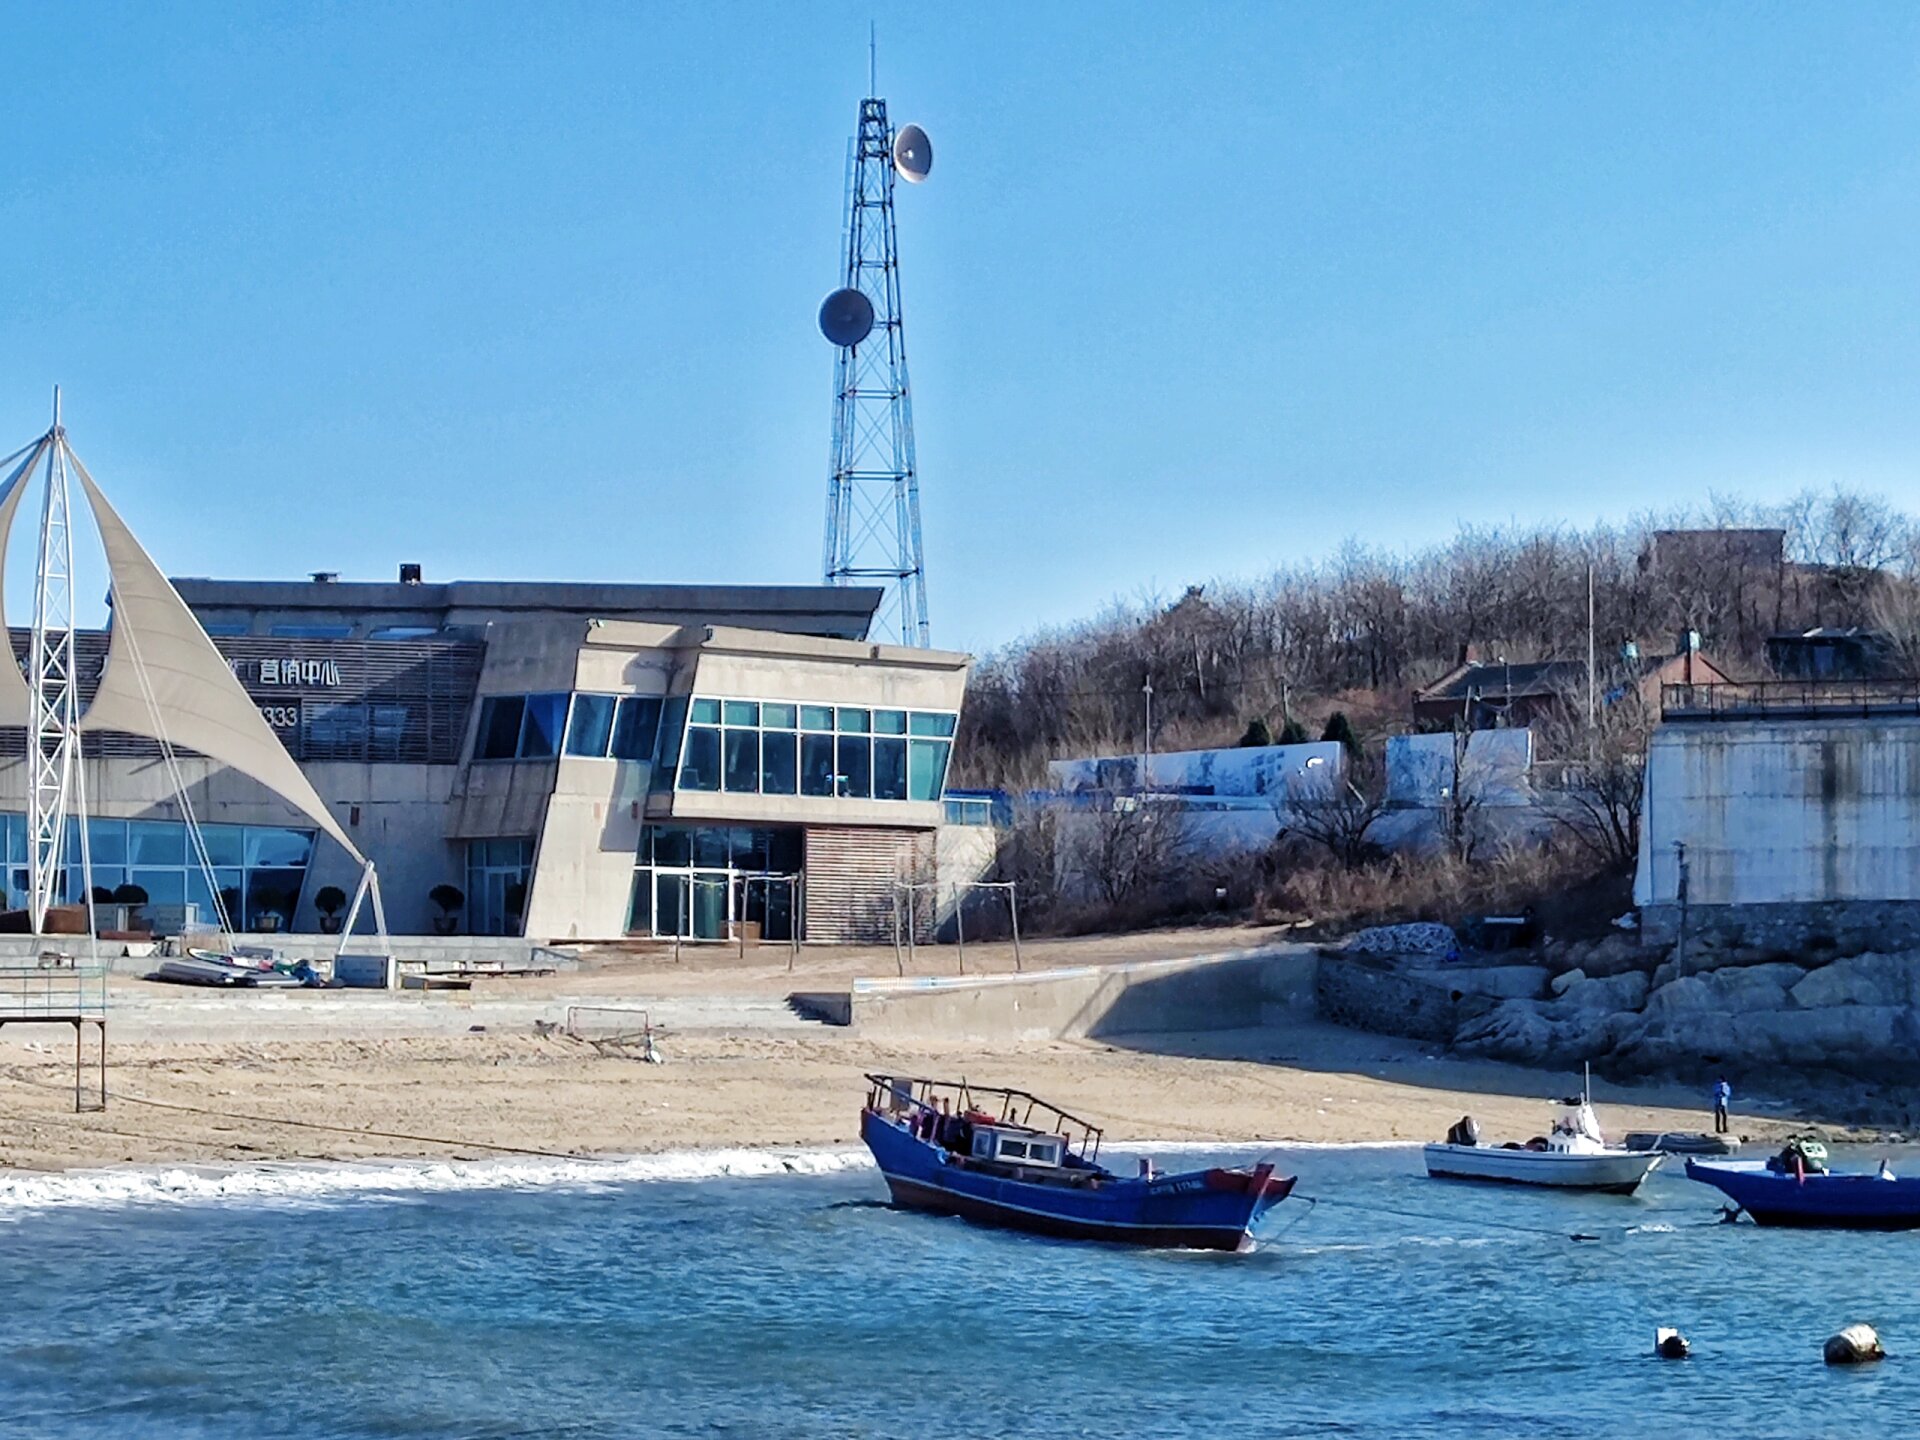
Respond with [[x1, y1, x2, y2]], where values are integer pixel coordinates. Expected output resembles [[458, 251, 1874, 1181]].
[[1636, 680, 1920, 951], [0, 572, 976, 943]]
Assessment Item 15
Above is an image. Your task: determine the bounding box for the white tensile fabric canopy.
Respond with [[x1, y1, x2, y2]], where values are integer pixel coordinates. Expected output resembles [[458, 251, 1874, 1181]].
[[65, 453, 366, 866]]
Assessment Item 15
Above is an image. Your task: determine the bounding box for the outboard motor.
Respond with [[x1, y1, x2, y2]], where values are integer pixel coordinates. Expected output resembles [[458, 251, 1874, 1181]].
[[1445, 1116, 1481, 1147]]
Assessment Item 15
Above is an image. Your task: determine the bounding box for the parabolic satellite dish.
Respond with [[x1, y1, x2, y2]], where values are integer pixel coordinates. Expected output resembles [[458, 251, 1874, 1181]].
[[892, 124, 932, 183], [818, 287, 876, 347]]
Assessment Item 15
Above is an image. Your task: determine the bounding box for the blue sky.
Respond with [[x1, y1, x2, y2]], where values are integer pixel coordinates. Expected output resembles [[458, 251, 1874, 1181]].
[[4, 4, 1919, 651]]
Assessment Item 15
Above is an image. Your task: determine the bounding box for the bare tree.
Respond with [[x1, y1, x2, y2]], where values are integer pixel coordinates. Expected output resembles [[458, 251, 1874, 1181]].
[[1274, 751, 1386, 869], [1064, 796, 1189, 909], [1532, 687, 1653, 869]]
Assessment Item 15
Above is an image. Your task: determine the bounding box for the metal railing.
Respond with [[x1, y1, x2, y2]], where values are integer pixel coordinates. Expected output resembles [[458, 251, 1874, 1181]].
[[1662, 679, 1920, 722]]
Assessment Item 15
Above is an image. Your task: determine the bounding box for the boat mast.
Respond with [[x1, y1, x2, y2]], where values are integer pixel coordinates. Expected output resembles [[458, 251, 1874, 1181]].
[[28, 387, 81, 934]]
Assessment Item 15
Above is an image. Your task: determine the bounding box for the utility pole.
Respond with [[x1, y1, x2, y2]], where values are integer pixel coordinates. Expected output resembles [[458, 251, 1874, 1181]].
[[1141, 676, 1154, 792]]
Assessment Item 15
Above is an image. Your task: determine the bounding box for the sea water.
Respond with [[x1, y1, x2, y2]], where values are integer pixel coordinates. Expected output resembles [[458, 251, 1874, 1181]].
[[0, 1144, 1914, 1438]]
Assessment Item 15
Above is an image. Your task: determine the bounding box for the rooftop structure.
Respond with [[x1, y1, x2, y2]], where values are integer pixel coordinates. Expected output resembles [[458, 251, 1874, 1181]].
[[170, 571, 885, 642]]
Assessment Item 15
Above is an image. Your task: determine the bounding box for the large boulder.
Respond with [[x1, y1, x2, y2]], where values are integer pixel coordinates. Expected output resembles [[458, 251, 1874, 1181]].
[[1454, 997, 1638, 1066], [1644, 963, 1805, 1020], [1789, 952, 1920, 1010], [1549, 970, 1649, 1016]]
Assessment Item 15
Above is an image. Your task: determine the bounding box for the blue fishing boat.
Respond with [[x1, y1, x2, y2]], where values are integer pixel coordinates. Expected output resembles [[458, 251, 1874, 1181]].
[[1686, 1139, 1920, 1230], [860, 1074, 1295, 1251]]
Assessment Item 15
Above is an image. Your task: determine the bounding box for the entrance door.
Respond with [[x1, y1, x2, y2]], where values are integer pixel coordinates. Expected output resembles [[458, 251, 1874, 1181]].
[[466, 839, 532, 936]]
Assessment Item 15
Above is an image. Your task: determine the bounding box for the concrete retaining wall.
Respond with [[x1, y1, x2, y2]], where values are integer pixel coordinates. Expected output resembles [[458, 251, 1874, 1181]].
[[840, 944, 1315, 1041]]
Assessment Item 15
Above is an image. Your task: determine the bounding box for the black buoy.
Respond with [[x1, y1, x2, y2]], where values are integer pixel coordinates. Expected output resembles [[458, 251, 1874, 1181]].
[[1825, 1324, 1886, 1366], [1655, 1327, 1690, 1360]]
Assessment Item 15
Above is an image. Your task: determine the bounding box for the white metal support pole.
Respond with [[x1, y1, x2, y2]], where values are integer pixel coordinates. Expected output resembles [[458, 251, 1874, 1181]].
[[28, 396, 79, 936], [1006, 883, 1023, 972]]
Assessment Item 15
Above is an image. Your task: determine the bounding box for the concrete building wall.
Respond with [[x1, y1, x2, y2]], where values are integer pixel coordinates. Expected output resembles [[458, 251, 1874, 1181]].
[[1636, 716, 1920, 908], [521, 756, 648, 941]]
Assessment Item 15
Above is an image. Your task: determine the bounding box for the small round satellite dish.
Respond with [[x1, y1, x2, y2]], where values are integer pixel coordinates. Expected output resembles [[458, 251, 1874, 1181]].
[[819, 287, 876, 347], [893, 124, 932, 183]]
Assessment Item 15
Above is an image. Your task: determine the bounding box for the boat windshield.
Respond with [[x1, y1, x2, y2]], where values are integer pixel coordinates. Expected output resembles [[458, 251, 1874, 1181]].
[[864, 1074, 1103, 1164]]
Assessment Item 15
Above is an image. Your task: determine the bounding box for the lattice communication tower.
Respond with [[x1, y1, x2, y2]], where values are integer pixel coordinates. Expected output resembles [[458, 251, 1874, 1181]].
[[820, 96, 932, 647]]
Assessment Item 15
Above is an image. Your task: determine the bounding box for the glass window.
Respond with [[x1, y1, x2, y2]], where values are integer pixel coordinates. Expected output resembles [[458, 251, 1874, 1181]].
[[800, 734, 836, 797], [691, 827, 729, 868], [370, 704, 410, 758], [566, 694, 616, 757], [611, 697, 662, 761], [909, 740, 952, 802], [910, 712, 957, 738], [129, 820, 185, 866], [246, 827, 315, 868], [268, 624, 352, 639], [85, 818, 127, 866], [307, 702, 368, 758], [722, 700, 759, 727], [653, 828, 691, 867], [768, 829, 803, 872], [690, 698, 721, 725], [519, 693, 567, 759], [800, 704, 834, 731], [762, 703, 796, 729], [654, 696, 688, 783], [199, 824, 245, 868], [723, 729, 760, 793], [874, 737, 908, 801], [679, 727, 721, 791], [369, 625, 441, 640], [128, 868, 187, 905], [626, 872, 652, 935], [731, 827, 771, 871], [837, 707, 870, 734], [874, 709, 907, 735], [245, 870, 305, 929], [476, 696, 525, 760], [655, 873, 688, 938], [837, 735, 871, 798], [760, 731, 797, 794]]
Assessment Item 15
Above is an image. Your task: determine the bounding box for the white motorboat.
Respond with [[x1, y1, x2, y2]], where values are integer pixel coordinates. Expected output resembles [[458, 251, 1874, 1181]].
[[1424, 1085, 1665, 1195]]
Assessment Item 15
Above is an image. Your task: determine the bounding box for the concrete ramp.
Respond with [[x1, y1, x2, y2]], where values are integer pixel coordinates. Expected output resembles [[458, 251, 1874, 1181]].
[[826, 944, 1315, 1041]]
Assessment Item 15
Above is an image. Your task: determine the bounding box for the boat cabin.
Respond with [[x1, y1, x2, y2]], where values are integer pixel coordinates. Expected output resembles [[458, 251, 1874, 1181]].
[[970, 1126, 1065, 1168]]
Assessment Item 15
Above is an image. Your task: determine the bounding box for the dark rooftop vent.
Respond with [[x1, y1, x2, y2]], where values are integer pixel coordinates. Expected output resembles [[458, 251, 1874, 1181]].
[[311, 571, 338, 584], [399, 563, 423, 585]]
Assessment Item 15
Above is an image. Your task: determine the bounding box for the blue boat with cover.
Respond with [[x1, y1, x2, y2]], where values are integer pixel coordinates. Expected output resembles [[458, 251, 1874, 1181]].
[[1685, 1138, 1920, 1230], [860, 1074, 1295, 1251]]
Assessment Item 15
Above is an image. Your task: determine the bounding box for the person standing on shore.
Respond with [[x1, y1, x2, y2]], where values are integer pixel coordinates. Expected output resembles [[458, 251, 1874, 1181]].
[[1712, 1076, 1732, 1135]]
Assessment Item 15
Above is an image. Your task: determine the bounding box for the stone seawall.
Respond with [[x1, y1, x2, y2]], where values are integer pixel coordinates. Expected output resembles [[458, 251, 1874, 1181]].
[[1641, 901, 1920, 956], [1312, 957, 1466, 1044]]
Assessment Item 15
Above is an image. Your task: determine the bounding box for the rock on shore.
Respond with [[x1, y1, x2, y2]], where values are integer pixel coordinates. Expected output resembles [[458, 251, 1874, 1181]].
[[1447, 939, 1920, 1084]]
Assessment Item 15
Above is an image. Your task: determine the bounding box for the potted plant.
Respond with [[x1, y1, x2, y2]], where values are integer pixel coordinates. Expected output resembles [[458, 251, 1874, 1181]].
[[112, 882, 150, 935], [314, 885, 347, 934], [429, 883, 464, 936], [249, 886, 290, 932]]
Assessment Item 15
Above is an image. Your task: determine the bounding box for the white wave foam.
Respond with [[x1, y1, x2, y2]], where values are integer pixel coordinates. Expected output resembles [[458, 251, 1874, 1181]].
[[0, 1136, 1415, 1217], [0, 1147, 876, 1216]]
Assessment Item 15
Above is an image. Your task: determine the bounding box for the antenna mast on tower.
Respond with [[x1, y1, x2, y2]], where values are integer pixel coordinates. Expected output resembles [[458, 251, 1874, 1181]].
[[819, 72, 933, 647]]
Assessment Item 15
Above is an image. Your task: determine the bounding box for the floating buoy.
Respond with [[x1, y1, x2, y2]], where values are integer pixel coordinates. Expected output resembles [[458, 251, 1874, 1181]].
[[1655, 1327, 1690, 1360], [1824, 1324, 1886, 1366]]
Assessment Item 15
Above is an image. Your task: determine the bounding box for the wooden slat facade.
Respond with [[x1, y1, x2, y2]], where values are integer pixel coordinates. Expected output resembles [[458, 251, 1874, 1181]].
[[802, 825, 935, 943]]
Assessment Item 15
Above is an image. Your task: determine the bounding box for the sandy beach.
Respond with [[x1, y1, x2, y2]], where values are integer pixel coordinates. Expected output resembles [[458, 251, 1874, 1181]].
[[0, 927, 1832, 1173]]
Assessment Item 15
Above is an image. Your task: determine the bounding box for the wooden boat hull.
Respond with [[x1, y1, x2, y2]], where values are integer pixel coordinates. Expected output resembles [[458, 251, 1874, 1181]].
[[861, 1109, 1292, 1251], [1424, 1143, 1663, 1194], [1685, 1160, 1920, 1229]]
